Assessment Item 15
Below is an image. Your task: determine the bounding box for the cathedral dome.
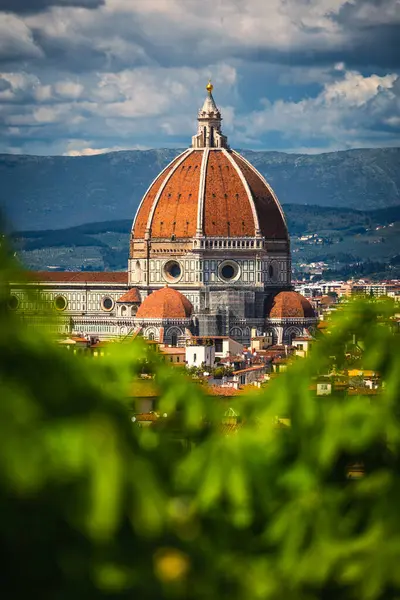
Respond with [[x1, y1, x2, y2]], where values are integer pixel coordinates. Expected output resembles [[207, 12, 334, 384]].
[[136, 286, 193, 319], [132, 149, 288, 241], [131, 83, 288, 244], [268, 291, 315, 319]]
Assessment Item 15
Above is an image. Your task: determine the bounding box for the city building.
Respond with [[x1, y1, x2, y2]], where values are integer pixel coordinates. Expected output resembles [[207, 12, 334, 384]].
[[11, 82, 316, 345]]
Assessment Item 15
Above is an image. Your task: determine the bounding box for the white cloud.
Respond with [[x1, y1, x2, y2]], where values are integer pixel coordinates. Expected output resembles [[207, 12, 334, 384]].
[[322, 71, 397, 107], [93, 63, 237, 121], [63, 137, 148, 155], [32, 105, 68, 123], [0, 72, 40, 101], [34, 84, 53, 101], [1, 1, 399, 154], [0, 13, 43, 60], [243, 69, 399, 147], [65, 145, 124, 155], [54, 80, 84, 99]]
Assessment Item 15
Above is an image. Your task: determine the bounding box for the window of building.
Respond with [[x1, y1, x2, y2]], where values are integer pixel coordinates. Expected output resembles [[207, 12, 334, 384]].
[[163, 260, 182, 282], [54, 295, 67, 311], [101, 297, 114, 311], [219, 260, 240, 282], [8, 295, 19, 310]]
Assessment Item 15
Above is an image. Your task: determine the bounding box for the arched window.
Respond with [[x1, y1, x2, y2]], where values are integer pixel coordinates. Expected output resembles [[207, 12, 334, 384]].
[[148, 332, 155, 341], [171, 333, 178, 347]]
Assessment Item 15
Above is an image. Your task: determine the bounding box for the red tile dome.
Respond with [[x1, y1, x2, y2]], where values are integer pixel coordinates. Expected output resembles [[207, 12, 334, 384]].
[[136, 287, 193, 320], [131, 148, 288, 243], [268, 291, 315, 319], [117, 288, 141, 303]]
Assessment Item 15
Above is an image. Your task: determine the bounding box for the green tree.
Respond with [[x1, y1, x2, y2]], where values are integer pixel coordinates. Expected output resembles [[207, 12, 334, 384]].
[[1, 243, 400, 599]]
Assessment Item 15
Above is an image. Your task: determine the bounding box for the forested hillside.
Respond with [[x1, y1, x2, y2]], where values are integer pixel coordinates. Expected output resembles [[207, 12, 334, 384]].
[[11, 204, 400, 279]]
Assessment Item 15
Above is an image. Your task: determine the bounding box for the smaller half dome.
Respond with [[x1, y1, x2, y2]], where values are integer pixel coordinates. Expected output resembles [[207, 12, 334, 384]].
[[117, 288, 141, 303], [136, 287, 193, 320], [267, 291, 315, 319]]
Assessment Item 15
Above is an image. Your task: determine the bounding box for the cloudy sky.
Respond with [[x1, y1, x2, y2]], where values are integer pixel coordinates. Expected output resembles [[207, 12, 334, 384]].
[[0, 0, 399, 155]]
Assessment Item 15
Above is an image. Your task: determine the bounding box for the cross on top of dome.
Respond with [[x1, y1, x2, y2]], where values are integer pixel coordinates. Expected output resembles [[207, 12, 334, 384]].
[[192, 81, 228, 149]]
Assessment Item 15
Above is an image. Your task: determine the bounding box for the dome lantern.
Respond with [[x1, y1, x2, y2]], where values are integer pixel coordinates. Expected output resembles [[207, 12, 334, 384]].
[[192, 81, 228, 149]]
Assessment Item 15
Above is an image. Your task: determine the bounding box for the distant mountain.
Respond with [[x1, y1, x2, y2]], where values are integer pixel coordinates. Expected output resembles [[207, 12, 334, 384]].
[[1, 147, 400, 231]]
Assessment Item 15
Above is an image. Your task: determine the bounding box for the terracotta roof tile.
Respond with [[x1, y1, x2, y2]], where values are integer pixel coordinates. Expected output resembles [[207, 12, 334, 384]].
[[267, 291, 315, 319], [233, 366, 266, 375], [133, 154, 183, 238], [203, 150, 255, 237], [231, 153, 288, 239], [207, 385, 240, 396], [132, 148, 288, 242], [134, 412, 159, 422], [320, 295, 335, 305], [136, 286, 193, 319], [117, 288, 141, 303], [28, 271, 128, 283], [161, 347, 186, 355], [151, 151, 202, 238]]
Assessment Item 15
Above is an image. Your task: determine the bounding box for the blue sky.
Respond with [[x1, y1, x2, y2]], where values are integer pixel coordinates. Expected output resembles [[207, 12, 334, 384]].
[[0, 0, 399, 155]]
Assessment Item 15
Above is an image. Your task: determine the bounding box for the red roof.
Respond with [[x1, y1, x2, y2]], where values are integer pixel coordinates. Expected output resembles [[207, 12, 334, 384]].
[[267, 291, 315, 319], [27, 271, 128, 283], [207, 385, 240, 396], [117, 288, 141, 303], [160, 347, 186, 355], [233, 365, 266, 375], [132, 148, 288, 243], [320, 295, 335, 306], [136, 287, 193, 319], [134, 413, 159, 422]]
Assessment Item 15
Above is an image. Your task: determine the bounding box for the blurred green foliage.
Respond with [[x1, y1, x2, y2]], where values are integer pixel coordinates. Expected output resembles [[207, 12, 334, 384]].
[[1, 242, 400, 600]]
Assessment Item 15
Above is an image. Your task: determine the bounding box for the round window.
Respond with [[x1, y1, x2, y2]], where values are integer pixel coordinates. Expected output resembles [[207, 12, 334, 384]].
[[163, 260, 182, 282], [221, 264, 235, 279], [219, 261, 239, 282], [8, 295, 19, 310], [54, 295, 67, 311], [102, 297, 114, 311]]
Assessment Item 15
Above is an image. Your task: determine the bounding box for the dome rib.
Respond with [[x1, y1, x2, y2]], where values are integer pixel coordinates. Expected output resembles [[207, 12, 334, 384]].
[[231, 150, 289, 240], [196, 148, 210, 234], [223, 148, 261, 236], [203, 150, 255, 237], [146, 149, 193, 238], [132, 151, 187, 239], [151, 150, 202, 239], [131, 149, 289, 242]]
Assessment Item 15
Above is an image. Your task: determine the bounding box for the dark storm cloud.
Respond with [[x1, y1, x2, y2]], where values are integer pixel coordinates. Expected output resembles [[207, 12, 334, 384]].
[[241, 32, 400, 70], [0, 0, 399, 154], [332, 0, 400, 68], [0, 0, 104, 13]]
